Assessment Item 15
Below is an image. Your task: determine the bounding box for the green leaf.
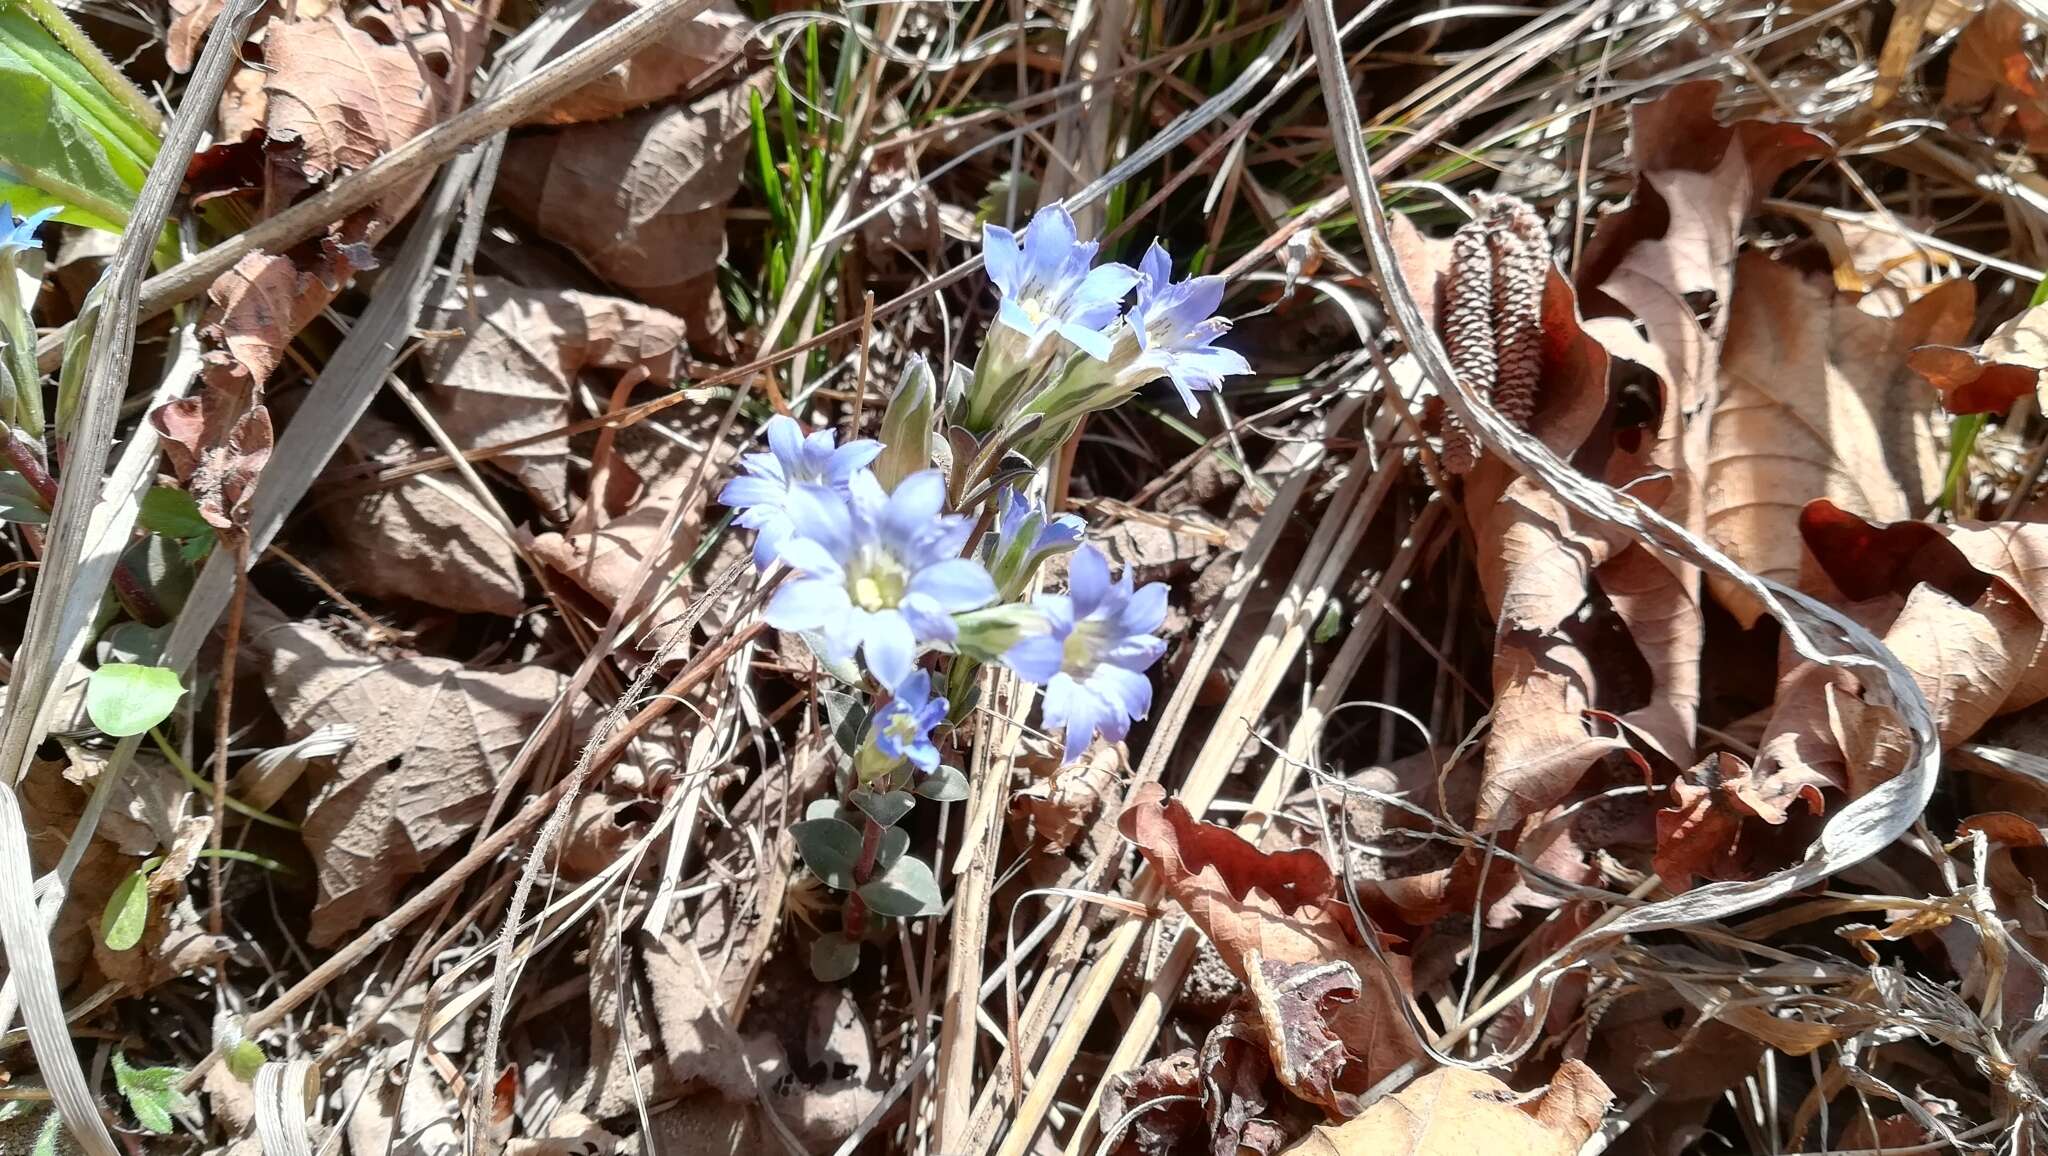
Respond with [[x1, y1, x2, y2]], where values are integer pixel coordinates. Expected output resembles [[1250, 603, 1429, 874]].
[[858, 854, 942, 917], [915, 765, 969, 802], [111, 1050, 185, 1134], [821, 685, 867, 755], [225, 1039, 266, 1083], [0, 8, 153, 232], [849, 787, 914, 828], [85, 663, 184, 736], [100, 861, 150, 950], [790, 817, 862, 890], [0, 470, 46, 524], [1313, 598, 1342, 644], [31, 1112, 61, 1156], [875, 825, 909, 873], [809, 932, 860, 982], [804, 797, 845, 822], [137, 486, 209, 539]]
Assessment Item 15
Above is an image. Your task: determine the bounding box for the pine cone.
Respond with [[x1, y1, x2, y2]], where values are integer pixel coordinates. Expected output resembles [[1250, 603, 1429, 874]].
[[1482, 195, 1549, 430]]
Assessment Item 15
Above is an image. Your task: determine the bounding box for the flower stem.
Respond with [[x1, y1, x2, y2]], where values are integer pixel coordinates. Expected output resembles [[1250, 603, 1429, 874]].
[[853, 814, 882, 883]]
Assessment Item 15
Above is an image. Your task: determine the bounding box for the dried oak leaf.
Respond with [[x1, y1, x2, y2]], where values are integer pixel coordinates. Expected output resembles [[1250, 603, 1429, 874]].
[[1910, 301, 2048, 415], [1012, 737, 1123, 853], [1750, 501, 2048, 801], [202, 0, 492, 395], [254, 619, 567, 944], [1100, 1050, 1204, 1156], [529, 494, 696, 647], [1654, 751, 1813, 887], [423, 277, 691, 514], [498, 79, 758, 348], [523, 0, 751, 126], [1120, 784, 1425, 1106], [1707, 251, 1973, 625], [316, 411, 527, 617], [1280, 1061, 1611, 1156], [1944, 0, 2048, 151]]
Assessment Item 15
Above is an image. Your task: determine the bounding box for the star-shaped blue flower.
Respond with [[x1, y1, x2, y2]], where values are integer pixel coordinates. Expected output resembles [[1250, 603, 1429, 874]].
[[1121, 240, 1252, 413], [766, 469, 998, 691], [984, 204, 1138, 361], [0, 204, 58, 259], [719, 415, 883, 567], [1003, 545, 1166, 762], [869, 668, 948, 773]]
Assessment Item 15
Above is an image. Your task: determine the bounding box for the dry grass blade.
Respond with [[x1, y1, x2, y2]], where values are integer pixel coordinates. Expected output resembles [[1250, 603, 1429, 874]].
[[1305, 0, 1938, 1012], [0, 1, 266, 1150]]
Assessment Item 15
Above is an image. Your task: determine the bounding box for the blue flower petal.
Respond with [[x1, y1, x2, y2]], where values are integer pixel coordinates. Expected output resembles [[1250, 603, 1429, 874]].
[[863, 610, 917, 691], [1068, 546, 1111, 617], [767, 577, 850, 631], [1005, 635, 1064, 684], [907, 558, 995, 611]]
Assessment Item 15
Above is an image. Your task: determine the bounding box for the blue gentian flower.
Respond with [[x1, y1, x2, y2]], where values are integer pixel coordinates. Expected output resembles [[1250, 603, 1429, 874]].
[[0, 204, 58, 257], [869, 668, 948, 773], [1003, 545, 1167, 762], [983, 204, 1139, 361], [987, 486, 1085, 599], [719, 415, 882, 567], [1117, 241, 1252, 413], [766, 470, 998, 691]]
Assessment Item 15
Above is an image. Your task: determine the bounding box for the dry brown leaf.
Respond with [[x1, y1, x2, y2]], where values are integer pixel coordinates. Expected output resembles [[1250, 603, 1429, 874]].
[[1911, 301, 2048, 415], [1654, 751, 1811, 886], [1479, 638, 1628, 833], [1944, 0, 2048, 151], [1707, 252, 1972, 625], [202, 0, 492, 395], [498, 80, 758, 347], [1119, 784, 1426, 1107], [523, 0, 751, 125], [253, 620, 567, 944], [423, 277, 691, 514], [1280, 1061, 1610, 1156], [316, 411, 527, 617], [1011, 738, 1122, 853]]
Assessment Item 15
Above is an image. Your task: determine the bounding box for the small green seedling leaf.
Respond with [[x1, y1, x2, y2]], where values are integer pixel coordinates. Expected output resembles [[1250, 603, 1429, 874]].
[[85, 663, 184, 737], [137, 486, 209, 539], [31, 1112, 61, 1156], [804, 797, 844, 822], [858, 854, 942, 917], [790, 817, 862, 890], [100, 857, 157, 950], [111, 1051, 185, 1135], [225, 1039, 266, 1083], [1313, 598, 1343, 644], [810, 932, 860, 982], [915, 765, 969, 802], [850, 787, 914, 827]]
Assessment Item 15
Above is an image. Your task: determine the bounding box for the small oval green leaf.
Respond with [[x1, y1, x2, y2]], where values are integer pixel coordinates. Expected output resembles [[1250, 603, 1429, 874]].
[[790, 817, 862, 890], [915, 766, 969, 802], [858, 854, 942, 918], [809, 932, 860, 982], [100, 865, 149, 950], [85, 663, 184, 737], [850, 787, 914, 828]]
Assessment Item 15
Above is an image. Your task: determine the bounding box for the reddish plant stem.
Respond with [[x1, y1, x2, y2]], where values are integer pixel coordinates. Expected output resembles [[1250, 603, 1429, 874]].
[[209, 531, 249, 937], [853, 815, 882, 884], [2, 432, 55, 505]]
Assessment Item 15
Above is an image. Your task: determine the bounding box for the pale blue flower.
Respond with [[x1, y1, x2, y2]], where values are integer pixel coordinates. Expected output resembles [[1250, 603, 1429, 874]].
[[0, 205, 57, 257], [720, 415, 882, 567], [983, 204, 1138, 361], [1004, 545, 1166, 762], [1118, 241, 1251, 413], [766, 470, 997, 691], [987, 486, 1084, 599], [869, 668, 947, 773]]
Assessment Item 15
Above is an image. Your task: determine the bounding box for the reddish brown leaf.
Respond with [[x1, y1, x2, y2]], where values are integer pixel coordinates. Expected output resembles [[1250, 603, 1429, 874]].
[[1119, 785, 1425, 1104], [523, 0, 751, 126], [1910, 302, 2048, 415], [1281, 1062, 1611, 1156]]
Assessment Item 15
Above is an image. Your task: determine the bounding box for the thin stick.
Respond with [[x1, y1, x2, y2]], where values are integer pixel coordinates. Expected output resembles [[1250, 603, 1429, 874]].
[[209, 531, 250, 937]]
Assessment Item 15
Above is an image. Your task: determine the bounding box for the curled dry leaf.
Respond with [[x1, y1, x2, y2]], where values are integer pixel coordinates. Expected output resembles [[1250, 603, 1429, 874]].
[[1654, 750, 1814, 887], [530, 498, 696, 645], [201, 0, 493, 395], [1910, 301, 2048, 415], [1119, 784, 1425, 1108], [1944, 0, 2048, 151], [523, 0, 751, 126], [1707, 252, 1972, 625], [316, 411, 527, 617], [1012, 737, 1123, 853], [423, 277, 691, 515], [1279, 1061, 1610, 1156], [498, 79, 758, 348], [253, 619, 567, 944], [1745, 501, 2048, 810]]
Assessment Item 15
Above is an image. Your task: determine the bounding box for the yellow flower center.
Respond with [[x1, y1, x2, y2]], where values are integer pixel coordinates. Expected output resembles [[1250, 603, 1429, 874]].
[[849, 554, 909, 612]]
